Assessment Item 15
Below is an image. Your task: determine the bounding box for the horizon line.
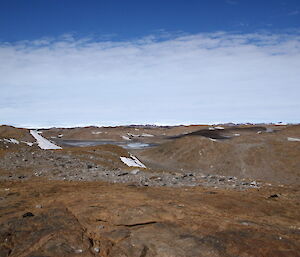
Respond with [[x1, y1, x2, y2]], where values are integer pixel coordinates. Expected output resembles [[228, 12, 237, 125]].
[[1, 121, 297, 130]]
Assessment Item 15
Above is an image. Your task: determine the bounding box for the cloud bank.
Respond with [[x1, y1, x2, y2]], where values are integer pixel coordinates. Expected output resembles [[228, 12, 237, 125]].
[[1, 31, 300, 127]]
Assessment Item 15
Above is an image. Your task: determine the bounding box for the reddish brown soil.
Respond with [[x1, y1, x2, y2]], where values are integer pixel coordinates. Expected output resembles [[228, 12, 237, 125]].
[[1, 179, 300, 257]]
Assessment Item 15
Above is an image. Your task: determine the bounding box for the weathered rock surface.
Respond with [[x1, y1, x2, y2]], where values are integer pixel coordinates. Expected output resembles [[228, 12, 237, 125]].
[[0, 180, 299, 257]]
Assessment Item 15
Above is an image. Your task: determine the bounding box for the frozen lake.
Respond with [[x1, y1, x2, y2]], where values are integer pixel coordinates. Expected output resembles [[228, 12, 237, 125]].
[[55, 140, 156, 149]]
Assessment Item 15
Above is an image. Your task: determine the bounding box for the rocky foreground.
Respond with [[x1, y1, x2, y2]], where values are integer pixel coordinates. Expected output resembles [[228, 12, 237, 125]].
[[1, 179, 300, 257], [0, 124, 300, 256]]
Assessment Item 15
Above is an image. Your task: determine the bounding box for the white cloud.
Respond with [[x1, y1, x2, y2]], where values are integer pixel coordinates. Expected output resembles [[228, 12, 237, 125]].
[[0, 31, 300, 127]]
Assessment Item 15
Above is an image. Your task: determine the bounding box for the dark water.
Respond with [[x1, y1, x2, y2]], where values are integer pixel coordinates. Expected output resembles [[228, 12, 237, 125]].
[[55, 140, 156, 149]]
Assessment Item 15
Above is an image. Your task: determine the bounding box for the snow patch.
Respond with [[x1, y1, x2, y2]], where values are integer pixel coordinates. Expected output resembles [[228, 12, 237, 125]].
[[275, 122, 287, 125], [215, 126, 224, 130], [287, 137, 300, 142], [3, 138, 19, 144], [30, 130, 62, 150], [10, 139, 19, 144], [127, 133, 140, 137], [120, 155, 146, 168], [92, 131, 102, 134], [121, 135, 131, 141], [141, 133, 154, 137], [21, 141, 34, 146]]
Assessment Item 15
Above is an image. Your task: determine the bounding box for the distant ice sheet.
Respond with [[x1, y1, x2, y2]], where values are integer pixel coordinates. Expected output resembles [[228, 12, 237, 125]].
[[120, 155, 146, 168], [30, 130, 62, 150]]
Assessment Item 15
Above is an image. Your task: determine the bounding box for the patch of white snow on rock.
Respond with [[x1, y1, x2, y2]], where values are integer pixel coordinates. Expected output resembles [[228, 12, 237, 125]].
[[120, 154, 146, 168], [3, 138, 19, 144], [92, 131, 102, 135], [121, 136, 131, 141], [30, 130, 62, 150], [21, 141, 34, 146], [141, 133, 154, 137], [287, 137, 300, 142], [127, 133, 139, 137]]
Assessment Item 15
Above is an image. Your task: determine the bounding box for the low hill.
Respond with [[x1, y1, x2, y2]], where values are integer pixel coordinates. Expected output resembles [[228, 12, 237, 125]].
[[139, 125, 300, 185]]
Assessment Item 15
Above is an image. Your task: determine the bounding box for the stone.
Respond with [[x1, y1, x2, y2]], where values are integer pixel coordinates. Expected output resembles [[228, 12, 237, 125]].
[[22, 212, 34, 218], [130, 169, 140, 175], [93, 247, 100, 253], [117, 172, 128, 176]]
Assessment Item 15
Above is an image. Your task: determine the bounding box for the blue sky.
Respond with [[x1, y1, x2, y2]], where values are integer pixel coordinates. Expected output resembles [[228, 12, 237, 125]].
[[0, 0, 300, 127], [1, 0, 300, 42]]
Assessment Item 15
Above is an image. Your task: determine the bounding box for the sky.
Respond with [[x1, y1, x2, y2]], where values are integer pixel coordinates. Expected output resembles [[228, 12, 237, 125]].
[[0, 0, 300, 127]]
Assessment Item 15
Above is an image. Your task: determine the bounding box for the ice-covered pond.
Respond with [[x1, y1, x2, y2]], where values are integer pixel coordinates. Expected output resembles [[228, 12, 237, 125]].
[[55, 140, 156, 149]]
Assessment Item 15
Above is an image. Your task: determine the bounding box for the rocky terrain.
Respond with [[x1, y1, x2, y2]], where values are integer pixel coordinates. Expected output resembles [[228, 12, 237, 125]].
[[139, 125, 300, 185], [0, 124, 300, 256]]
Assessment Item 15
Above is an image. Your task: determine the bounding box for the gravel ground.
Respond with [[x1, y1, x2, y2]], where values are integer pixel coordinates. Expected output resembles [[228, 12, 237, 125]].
[[0, 148, 261, 190]]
